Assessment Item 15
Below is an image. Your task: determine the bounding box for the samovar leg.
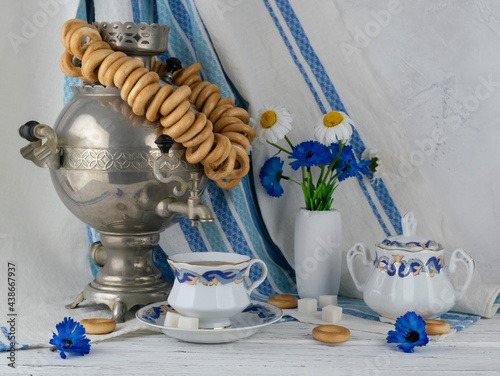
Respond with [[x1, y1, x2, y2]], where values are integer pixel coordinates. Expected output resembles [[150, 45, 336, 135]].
[[111, 301, 127, 323], [65, 291, 85, 309]]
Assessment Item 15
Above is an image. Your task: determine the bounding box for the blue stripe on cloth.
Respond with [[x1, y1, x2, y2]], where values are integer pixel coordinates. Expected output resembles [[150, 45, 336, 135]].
[[156, 0, 197, 67], [206, 181, 276, 298], [337, 297, 480, 332], [272, 0, 403, 234], [131, 0, 141, 23], [167, 0, 197, 59], [228, 181, 297, 294], [197, 191, 230, 253], [153, 244, 174, 282], [178, 216, 209, 253], [139, 0, 152, 23], [359, 182, 391, 237]]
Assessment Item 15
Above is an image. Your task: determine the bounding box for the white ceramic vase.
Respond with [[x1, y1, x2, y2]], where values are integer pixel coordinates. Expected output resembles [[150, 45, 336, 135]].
[[294, 208, 342, 299]]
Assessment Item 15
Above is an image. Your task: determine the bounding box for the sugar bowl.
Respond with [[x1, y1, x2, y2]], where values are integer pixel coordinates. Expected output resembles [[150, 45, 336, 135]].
[[346, 211, 475, 320]]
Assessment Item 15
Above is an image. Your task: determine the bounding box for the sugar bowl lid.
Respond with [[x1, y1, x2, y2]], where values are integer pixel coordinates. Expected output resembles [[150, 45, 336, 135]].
[[378, 211, 441, 250]]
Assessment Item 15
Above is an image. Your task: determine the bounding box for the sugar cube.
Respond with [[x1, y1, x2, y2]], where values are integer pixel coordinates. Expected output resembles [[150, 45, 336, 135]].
[[322, 305, 342, 323], [178, 316, 199, 329], [164, 311, 183, 328], [297, 298, 318, 313], [319, 295, 338, 309]]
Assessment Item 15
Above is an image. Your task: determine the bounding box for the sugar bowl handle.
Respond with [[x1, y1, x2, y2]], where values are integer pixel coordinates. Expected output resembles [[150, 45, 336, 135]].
[[346, 243, 373, 292], [245, 259, 268, 295], [449, 248, 475, 301]]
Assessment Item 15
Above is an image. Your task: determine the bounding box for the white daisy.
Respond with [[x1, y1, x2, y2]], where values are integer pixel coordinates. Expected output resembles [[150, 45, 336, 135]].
[[361, 148, 383, 180], [314, 111, 354, 145], [255, 105, 293, 143]]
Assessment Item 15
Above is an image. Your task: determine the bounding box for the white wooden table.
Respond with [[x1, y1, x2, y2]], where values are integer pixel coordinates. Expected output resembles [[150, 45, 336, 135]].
[[10, 313, 500, 375]]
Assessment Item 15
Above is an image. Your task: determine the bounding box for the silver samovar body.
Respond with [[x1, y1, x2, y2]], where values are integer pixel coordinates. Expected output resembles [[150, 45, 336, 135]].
[[19, 22, 213, 322]]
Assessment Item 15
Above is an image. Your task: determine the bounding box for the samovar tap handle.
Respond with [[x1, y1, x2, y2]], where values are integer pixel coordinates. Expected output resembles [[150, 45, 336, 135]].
[[19, 121, 60, 170]]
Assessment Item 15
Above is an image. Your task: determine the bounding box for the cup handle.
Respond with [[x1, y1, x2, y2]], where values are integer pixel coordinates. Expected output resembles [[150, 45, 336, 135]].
[[245, 259, 268, 295], [449, 248, 475, 301]]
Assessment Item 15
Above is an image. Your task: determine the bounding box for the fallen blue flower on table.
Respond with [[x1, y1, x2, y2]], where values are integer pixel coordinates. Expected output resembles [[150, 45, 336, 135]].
[[49, 317, 91, 359], [387, 311, 429, 353]]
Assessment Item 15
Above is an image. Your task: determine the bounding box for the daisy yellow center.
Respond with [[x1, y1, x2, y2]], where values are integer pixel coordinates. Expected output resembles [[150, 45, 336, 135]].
[[323, 111, 343, 128], [260, 110, 277, 129]]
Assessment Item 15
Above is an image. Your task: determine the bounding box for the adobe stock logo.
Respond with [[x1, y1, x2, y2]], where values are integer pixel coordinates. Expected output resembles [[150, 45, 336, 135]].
[[8, 0, 71, 54], [340, 0, 403, 63]]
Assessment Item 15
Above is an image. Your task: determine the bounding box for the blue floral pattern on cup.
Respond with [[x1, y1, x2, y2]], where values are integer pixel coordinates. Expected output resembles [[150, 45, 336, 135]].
[[171, 267, 248, 286]]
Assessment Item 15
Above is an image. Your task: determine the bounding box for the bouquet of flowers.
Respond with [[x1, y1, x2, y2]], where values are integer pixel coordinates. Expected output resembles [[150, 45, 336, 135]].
[[256, 106, 374, 211]]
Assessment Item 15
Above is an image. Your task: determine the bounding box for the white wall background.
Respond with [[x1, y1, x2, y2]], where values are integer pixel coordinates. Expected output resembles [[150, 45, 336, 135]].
[[335, 0, 500, 283]]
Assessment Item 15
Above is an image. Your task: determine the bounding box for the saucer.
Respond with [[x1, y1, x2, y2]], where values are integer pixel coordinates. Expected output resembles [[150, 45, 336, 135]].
[[136, 301, 283, 344]]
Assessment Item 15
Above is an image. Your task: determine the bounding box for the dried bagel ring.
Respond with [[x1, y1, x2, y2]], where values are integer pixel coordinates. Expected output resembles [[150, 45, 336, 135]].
[[185, 132, 215, 164], [120, 67, 149, 101], [220, 122, 255, 143], [267, 294, 298, 309], [203, 147, 236, 181], [69, 26, 102, 59], [189, 81, 210, 103], [175, 112, 207, 144], [224, 144, 249, 180], [127, 72, 159, 106], [59, 50, 81, 77], [221, 131, 250, 150], [312, 325, 351, 344], [132, 83, 161, 116], [213, 116, 242, 133], [164, 110, 196, 139], [203, 133, 231, 164], [80, 318, 116, 335], [60, 19, 88, 46], [424, 319, 450, 335], [201, 93, 221, 117], [220, 107, 250, 124], [81, 48, 113, 82], [102, 56, 130, 87], [97, 52, 127, 85], [173, 63, 202, 85], [208, 103, 233, 124], [81, 41, 111, 61], [160, 100, 191, 128], [113, 58, 144, 87], [195, 84, 220, 109], [182, 119, 213, 148], [217, 97, 235, 107], [145, 85, 173, 122], [160, 85, 191, 116]]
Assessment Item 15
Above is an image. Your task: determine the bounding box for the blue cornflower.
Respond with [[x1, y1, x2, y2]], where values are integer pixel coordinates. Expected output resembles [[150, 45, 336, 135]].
[[337, 145, 370, 181], [288, 141, 331, 171], [387, 312, 429, 353], [50, 317, 91, 359], [260, 157, 285, 197]]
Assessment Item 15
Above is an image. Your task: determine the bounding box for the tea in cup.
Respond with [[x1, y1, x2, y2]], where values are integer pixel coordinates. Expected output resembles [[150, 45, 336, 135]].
[[167, 252, 268, 329]]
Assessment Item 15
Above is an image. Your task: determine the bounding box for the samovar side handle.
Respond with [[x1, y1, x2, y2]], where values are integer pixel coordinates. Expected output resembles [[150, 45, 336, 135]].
[[19, 121, 61, 170]]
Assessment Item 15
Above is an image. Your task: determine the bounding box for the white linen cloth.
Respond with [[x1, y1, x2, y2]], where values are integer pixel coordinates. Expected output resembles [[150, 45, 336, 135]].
[[1, 0, 499, 352]]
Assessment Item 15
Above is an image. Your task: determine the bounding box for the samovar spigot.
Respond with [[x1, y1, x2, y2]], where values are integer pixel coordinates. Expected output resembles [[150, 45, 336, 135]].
[[153, 136, 214, 227]]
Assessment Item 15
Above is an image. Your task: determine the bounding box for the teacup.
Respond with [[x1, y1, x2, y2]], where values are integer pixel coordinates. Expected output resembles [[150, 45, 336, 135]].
[[167, 252, 268, 329]]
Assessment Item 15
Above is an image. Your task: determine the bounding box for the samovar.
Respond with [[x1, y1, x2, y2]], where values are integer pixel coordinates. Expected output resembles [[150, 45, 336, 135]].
[[18, 22, 213, 322]]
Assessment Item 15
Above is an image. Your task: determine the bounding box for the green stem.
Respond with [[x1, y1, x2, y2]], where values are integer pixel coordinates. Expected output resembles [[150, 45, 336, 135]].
[[266, 140, 291, 154], [284, 135, 295, 150]]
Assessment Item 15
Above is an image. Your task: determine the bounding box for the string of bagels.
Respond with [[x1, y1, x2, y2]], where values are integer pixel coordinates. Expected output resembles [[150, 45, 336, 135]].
[[59, 19, 254, 189]]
